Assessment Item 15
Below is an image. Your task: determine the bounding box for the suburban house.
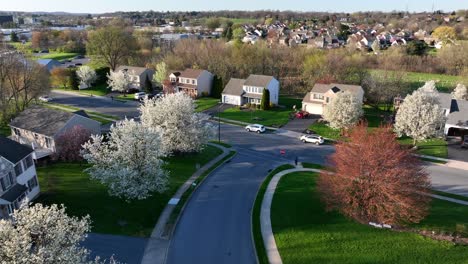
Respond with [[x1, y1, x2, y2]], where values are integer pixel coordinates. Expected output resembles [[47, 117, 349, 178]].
[[0, 136, 40, 219], [439, 93, 468, 137], [37, 59, 61, 72], [302, 83, 364, 115], [9, 105, 101, 159], [221, 75, 280, 106], [115, 66, 155, 91], [164, 69, 214, 98]]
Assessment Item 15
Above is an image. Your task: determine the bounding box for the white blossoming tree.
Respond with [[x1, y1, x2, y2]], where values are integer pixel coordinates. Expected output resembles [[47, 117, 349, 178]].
[[107, 70, 131, 93], [0, 203, 92, 263], [453, 83, 467, 100], [395, 84, 446, 145], [81, 119, 168, 200], [322, 91, 363, 129], [140, 93, 216, 154], [152, 61, 168, 87], [77, 66, 97, 89]]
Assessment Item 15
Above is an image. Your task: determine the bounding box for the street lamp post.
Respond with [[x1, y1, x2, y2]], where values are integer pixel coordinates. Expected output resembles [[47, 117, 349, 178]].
[[218, 103, 223, 142]]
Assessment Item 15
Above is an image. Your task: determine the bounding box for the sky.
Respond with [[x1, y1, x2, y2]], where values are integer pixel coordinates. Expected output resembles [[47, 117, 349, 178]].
[[1, 0, 467, 14]]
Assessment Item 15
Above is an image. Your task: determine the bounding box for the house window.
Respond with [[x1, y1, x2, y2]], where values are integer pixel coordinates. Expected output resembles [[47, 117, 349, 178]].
[[34, 133, 39, 140], [14, 163, 23, 177], [13, 128, 21, 136], [45, 137, 52, 148], [326, 97, 330, 103], [313, 94, 324, 100], [192, 79, 195, 85], [28, 176, 38, 192], [23, 155, 33, 170]]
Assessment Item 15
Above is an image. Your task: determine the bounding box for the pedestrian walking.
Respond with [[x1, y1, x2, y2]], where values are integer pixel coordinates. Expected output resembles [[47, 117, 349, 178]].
[[111, 95, 114, 101], [295, 156, 298, 166]]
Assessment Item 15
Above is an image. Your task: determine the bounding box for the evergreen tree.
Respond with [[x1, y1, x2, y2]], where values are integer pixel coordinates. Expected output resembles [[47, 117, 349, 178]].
[[211, 75, 223, 98], [10, 31, 19, 42], [261, 89, 270, 110], [69, 69, 80, 90], [144, 75, 153, 93]]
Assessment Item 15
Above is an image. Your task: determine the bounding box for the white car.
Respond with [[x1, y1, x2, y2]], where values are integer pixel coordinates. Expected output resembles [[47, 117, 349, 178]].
[[39, 96, 52, 102], [300, 135, 324, 145], [245, 124, 266, 133], [134, 92, 146, 100]]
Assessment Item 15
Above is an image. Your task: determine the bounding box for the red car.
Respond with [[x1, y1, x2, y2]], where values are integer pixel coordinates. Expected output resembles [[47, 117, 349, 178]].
[[295, 111, 309, 119]]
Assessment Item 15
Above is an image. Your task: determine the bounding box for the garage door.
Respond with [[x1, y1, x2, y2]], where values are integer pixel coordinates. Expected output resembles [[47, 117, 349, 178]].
[[223, 95, 240, 105], [303, 103, 323, 115]]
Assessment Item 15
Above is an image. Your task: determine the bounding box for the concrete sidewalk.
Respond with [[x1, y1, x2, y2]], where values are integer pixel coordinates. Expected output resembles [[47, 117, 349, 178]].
[[140, 143, 231, 264], [417, 154, 468, 171]]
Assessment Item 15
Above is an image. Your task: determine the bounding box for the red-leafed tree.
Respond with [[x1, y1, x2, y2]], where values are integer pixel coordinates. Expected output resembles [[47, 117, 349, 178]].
[[317, 123, 431, 226], [54, 125, 92, 162]]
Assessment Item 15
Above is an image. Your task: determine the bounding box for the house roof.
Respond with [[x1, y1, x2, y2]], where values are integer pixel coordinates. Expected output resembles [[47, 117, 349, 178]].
[[311, 83, 363, 94], [0, 184, 28, 203], [222, 78, 246, 96], [0, 136, 33, 164], [37, 59, 61, 71], [439, 93, 453, 109], [10, 105, 75, 137], [244, 75, 274, 87], [115, 66, 150, 76], [179, 69, 205, 79], [447, 99, 468, 128]]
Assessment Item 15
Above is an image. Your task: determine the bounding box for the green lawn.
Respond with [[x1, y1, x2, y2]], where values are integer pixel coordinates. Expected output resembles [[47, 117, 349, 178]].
[[369, 69, 462, 93], [55, 83, 110, 96], [195, 97, 219, 112], [115, 94, 136, 101], [220, 107, 293, 127], [362, 105, 392, 128], [36, 145, 222, 237], [252, 164, 296, 264], [39, 52, 79, 61], [270, 172, 468, 264], [308, 122, 341, 140], [278, 96, 302, 109], [398, 137, 448, 158]]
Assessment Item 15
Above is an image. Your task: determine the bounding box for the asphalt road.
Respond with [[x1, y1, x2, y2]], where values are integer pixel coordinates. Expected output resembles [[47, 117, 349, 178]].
[[427, 164, 468, 196], [167, 150, 283, 264], [83, 233, 147, 264], [50, 90, 140, 119]]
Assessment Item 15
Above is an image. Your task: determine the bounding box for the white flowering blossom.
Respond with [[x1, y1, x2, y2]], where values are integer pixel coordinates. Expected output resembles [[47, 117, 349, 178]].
[[395, 84, 446, 144], [452, 83, 467, 100], [0, 203, 92, 263], [107, 70, 131, 92], [77, 66, 97, 88], [322, 91, 363, 129], [140, 93, 216, 154], [81, 119, 168, 200]]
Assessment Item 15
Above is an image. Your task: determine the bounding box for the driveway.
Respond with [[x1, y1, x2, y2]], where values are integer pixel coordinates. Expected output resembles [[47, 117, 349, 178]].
[[281, 116, 319, 133], [83, 233, 147, 264], [447, 137, 468, 162], [166, 151, 283, 264]]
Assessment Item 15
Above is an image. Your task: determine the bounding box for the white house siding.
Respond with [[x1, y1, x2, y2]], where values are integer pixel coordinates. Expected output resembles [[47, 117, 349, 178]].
[[267, 78, 280, 105], [57, 115, 101, 137], [222, 94, 242, 106], [11, 127, 56, 152], [15, 156, 40, 201], [196, 71, 214, 97], [302, 102, 323, 115]]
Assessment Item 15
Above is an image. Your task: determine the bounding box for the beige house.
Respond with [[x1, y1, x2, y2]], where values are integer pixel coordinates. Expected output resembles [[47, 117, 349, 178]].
[[115, 66, 155, 91], [302, 83, 364, 115], [165, 69, 214, 98], [9, 106, 101, 159]]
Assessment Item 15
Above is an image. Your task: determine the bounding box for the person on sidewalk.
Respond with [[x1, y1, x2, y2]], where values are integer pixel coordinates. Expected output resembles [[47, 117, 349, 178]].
[[295, 156, 298, 166]]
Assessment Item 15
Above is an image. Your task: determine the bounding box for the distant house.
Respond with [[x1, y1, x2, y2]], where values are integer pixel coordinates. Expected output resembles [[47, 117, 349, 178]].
[[0, 15, 13, 25], [439, 93, 468, 137], [302, 83, 364, 115], [37, 59, 61, 72], [9, 105, 101, 159], [115, 66, 155, 91], [165, 69, 214, 98], [0, 136, 39, 219], [221, 75, 280, 106]]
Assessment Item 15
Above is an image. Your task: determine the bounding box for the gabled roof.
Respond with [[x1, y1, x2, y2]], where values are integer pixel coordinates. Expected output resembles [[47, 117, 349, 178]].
[[0, 136, 33, 164], [37, 59, 61, 71], [244, 75, 274, 87], [222, 78, 246, 96], [0, 184, 28, 202], [311, 83, 363, 94], [446, 99, 468, 127], [179, 69, 206, 79], [115, 66, 151, 76], [10, 105, 75, 137]]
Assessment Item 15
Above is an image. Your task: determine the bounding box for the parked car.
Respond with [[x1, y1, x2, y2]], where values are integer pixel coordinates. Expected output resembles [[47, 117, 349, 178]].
[[38, 96, 52, 102], [75, 63, 83, 66], [295, 111, 309, 119], [74, 55, 85, 59], [155, 92, 165, 99], [462, 136, 468, 149], [300, 135, 324, 145], [302, 129, 317, 135], [144, 94, 155, 100], [245, 124, 266, 133], [134, 92, 146, 100]]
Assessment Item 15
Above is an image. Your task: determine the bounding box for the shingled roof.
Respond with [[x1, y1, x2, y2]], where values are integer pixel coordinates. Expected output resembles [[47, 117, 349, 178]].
[[222, 78, 246, 96], [115, 66, 150, 76], [311, 83, 363, 94], [0, 136, 33, 164], [244, 75, 274, 87], [179, 69, 205, 79], [10, 105, 77, 137]]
